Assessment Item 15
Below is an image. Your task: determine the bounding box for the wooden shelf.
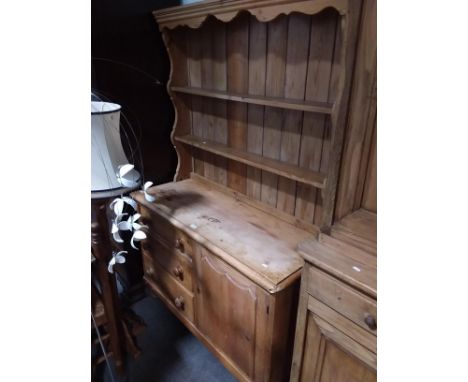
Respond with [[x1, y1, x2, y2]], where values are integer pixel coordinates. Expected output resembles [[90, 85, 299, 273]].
[[175, 135, 327, 189], [171, 86, 334, 115]]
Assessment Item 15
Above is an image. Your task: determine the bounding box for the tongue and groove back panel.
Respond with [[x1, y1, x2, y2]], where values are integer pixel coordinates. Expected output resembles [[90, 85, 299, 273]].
[[163, 7, 347, 229]]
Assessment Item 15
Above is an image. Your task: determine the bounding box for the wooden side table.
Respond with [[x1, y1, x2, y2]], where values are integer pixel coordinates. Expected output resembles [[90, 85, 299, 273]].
[[91, 196, 144, 376]]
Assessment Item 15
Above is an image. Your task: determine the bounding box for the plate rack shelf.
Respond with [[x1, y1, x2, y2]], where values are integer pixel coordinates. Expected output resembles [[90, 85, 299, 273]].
[[175, 134, 327, 189], [171, 86, 335, 114], [156, 0, 361, 232]]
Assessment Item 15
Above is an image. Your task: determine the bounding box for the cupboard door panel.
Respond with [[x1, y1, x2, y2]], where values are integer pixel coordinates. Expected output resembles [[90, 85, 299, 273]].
[[196, 247, 258, 378], [320, 341, 376, 382], [300, 311, 376, 382]]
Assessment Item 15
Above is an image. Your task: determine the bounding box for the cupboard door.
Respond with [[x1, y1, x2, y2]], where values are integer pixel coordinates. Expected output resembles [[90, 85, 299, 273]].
[[300, 310, 376, 382], [195, 247, 258, 378]]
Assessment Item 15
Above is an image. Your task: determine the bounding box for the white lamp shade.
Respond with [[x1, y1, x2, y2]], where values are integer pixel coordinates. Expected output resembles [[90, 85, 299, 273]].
[[91, 101, 140, 193]]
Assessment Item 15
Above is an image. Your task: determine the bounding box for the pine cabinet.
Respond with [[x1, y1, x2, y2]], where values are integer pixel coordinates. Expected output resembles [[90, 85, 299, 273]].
[[135, 179, 303, 382], [290, 211, 377, 382], [132, 0, 366, 380]]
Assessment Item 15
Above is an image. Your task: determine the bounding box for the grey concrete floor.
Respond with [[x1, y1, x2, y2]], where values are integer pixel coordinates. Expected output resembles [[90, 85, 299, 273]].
[[95, 294, 237, 382]]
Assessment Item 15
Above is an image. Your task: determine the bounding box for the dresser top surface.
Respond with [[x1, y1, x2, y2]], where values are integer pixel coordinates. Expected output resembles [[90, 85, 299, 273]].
[[331, 208, 376, 256], [134, 178, 312, 292], [299, 209, 377, 298]]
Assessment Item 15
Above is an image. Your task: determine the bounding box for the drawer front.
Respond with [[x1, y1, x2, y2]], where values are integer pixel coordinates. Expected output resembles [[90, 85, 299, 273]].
[[139, 206, 193, 257], [142, 237, 193, 291], [143, 255, 194, 323], [307, 295, 376, 354], [307, 266, 377, 335]]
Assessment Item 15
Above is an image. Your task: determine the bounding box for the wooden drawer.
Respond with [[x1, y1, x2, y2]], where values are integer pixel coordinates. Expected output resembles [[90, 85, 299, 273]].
[[143, 255, 194, 323], [142, 237, 194, 291], [306, 265, 377, 335], [139, 206, 193, 257], [308, 295, 376, 355]]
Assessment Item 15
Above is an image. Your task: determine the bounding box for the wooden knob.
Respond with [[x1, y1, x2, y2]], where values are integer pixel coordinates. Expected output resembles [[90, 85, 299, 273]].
[[173, 265, 184, 280], [146, 266, 154, 277], [175, 238, 185, 253], [364, 314, 377, 330], [174, 296, 184, 310]]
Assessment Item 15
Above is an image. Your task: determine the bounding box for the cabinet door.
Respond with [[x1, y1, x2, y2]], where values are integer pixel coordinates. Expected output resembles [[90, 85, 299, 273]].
[[195, 247, 259, 379], [300, 310, 376, 382]]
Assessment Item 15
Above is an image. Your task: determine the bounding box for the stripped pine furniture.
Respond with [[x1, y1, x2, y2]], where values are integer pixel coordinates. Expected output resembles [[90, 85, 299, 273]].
[[290, 210, 377, 382], [131, 0, 376, 381]]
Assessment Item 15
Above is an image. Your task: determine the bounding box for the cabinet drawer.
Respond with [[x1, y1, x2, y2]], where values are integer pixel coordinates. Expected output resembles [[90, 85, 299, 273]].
[[139, 206, 193, 257], [143, 255, 194, 323], [307, 266, 377, 335], [307, 295, 376, 354], [142, 237, 193, 291]]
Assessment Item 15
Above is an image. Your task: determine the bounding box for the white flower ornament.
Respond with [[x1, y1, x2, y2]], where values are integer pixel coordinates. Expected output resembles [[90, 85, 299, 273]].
[[112, 212, 148, 249], [109, 196, 137, 243], [111, 213, 127, 243], [143, 181, 156, 202], [110, 196, 137, 216], [116, 164, 139, 188], [118, 213, 145, 232], [106, 175, 150, 273], [131, 229, 147, 250], [108, 251, 127, 273]]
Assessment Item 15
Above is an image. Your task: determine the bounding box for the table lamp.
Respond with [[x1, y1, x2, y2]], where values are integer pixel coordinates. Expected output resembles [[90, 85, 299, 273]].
[[91, 100, 141, 199], [91, 99, 152, 274]]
